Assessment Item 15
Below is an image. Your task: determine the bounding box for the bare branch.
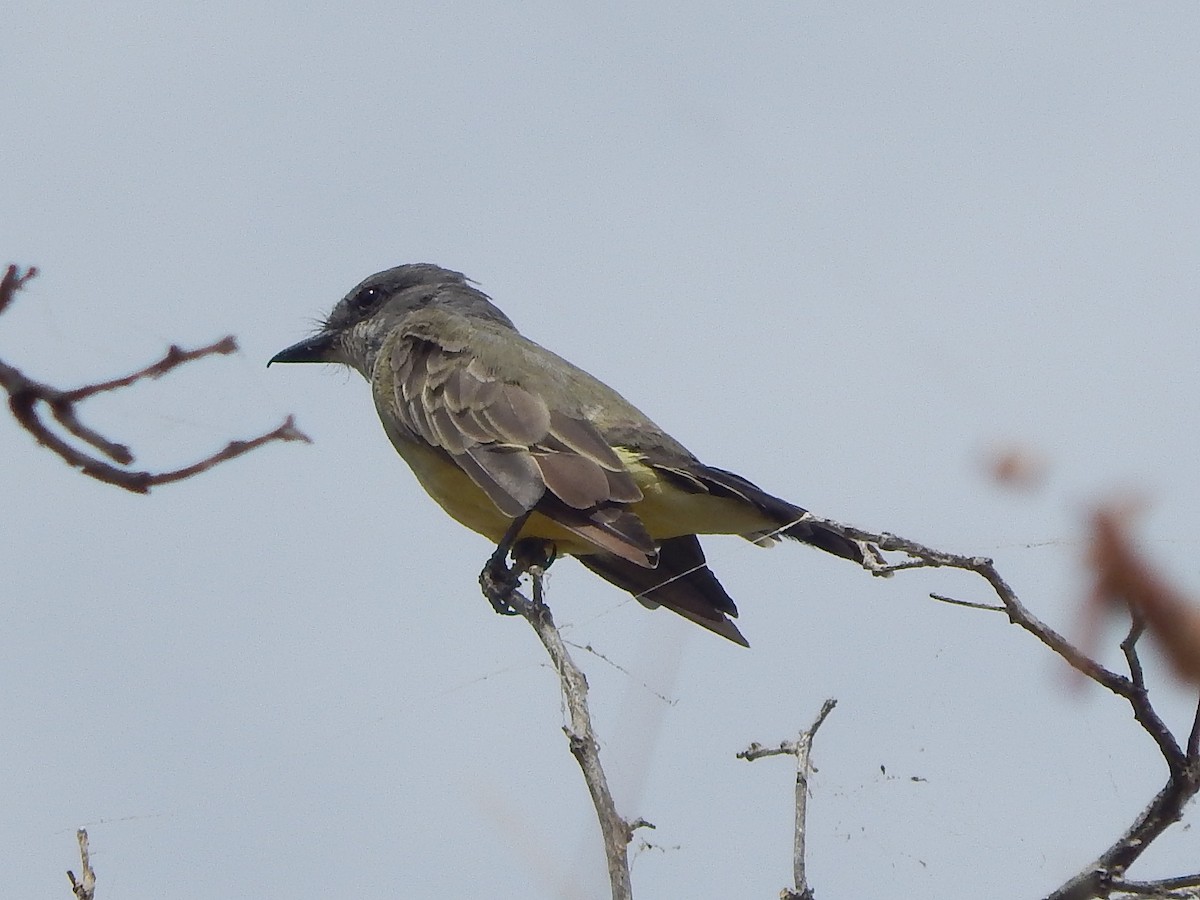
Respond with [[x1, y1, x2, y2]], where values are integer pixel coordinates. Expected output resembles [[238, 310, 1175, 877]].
[[66, 829, 95, 900], [1110, 872, 1200, 897], [929, 592, 1006, 612], [1088, 505, 1200, 685], [1118, 618, 1187, 777], [475, 510, 1200, 899], [1048, 775, 1200, 900], [468, 454, 1200, 897], [739, 698, 837, 900], [59, 336, 238, 403], [1, 264, 310, 491], [1187, 696, 1200, 762], [480, 555, 640, 900], [814, 517, 1135, 692], [131, 415, 310, 488], [0, 263, 38, 315], [795, 513, 1200, 899]]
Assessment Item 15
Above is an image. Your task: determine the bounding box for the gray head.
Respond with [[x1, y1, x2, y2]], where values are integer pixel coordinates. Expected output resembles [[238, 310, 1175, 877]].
[[269, 263, 515, 377]]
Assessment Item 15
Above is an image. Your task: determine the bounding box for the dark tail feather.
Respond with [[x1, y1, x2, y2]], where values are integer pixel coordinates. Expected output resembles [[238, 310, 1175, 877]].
[[575, 535, 749, 647], [779, 517, 863, 562], [695, 466, 865, 564]]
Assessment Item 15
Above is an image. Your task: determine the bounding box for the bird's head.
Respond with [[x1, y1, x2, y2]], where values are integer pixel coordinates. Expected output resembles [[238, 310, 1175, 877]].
[[268, 263, 513, 377]]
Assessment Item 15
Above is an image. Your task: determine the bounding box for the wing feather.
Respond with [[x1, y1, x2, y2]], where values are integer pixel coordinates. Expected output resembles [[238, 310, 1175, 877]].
[[440, 368, 473, 412], [404, 396, 437, 446], [461, 445, 545, 514], [533, 451, 612, 510], [451, 405, 499, 443], [429, 404, 470, 454], [477, 383, 551, 445], [381, 323, 651, 564], [605, 469, 643, 504], [548, 410, 627, 471]]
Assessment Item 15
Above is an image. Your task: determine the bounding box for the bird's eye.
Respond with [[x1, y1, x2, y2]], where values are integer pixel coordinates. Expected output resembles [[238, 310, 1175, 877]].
[[351, 286, 382, 311]]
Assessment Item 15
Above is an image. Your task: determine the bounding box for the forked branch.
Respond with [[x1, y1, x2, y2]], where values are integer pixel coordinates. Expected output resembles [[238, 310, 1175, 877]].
[[739, 698, 838, 900], [798, 513, 1200, 900], [1, 264, 309, 491], [480, 553, 646, 900], [66, 829, 95, 900]]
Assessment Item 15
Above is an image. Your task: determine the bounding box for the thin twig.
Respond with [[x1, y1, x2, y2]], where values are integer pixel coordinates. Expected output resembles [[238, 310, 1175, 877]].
[[0, 263, 38, 315], [806, 517, 1140, 698], [132, 415, 310, 488], [1, 264, 309, 491], [1118, 616, 1186, 777], [1088, 505, 1200, 684], [1187, 695, 1200, 762], [797, 514, 1200, 900], [59, 337, 238, 402], [739, 698, 837, 900], [929, 592, 1006, 612], [1110, 871, 1200, 896]]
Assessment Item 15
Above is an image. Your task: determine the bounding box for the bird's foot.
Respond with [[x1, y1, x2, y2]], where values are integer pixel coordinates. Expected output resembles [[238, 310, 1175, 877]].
[[479, 512, 533, 615], [480, 553, 522, 615], [479, 538, 558, 616], [513, 537, 556, 573]]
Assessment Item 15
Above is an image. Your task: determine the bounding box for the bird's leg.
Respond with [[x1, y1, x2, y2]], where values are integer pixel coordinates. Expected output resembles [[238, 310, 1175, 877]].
[[480, 511, 532, 615], [512, 537, 557, 575]]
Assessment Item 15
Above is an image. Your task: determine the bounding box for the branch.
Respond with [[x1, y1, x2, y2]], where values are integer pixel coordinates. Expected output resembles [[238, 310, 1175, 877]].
[[466, 450, 1198, 897], [66, 829, 95, 900], [1110, 872, 1200, 898], [798, 513, 1200, 899], [739, 698, 837, 900], [1088, 505, 1200, 686], [0, 262, 38, 314], [481, 554, 643, 900], [1, 264, 311, 491]]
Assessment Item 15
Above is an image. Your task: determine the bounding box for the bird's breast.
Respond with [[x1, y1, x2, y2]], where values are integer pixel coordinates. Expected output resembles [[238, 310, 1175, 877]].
[[385, 427, 610, 554]]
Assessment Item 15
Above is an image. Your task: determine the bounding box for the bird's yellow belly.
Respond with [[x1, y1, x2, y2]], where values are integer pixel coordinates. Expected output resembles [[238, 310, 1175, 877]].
[[392, 435, 773, 556], [396, 437, 600, 553], [618, 450, 773, 539]]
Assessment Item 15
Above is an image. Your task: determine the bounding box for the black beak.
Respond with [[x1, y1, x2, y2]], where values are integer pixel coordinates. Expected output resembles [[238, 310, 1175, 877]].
[[268, 332, 335, 366]]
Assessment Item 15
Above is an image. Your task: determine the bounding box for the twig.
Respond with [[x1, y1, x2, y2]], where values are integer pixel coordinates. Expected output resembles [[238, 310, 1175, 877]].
[[1, 264, 310, 491], [59, 336, 238, 402], [480, 559, 641, 900], [738, 698, 837, 900], [1187, 696, 1200, 762], [1117, 618, 1187, 778], [66, 829, 95, 900], [0, 263, 38, 315], [1109, 872, 1200, 897], [797, 514, 1200, 900], [477, 511, 1199, 900], [930, 592, 1006, 612], [1088, 505, 1200, 684]]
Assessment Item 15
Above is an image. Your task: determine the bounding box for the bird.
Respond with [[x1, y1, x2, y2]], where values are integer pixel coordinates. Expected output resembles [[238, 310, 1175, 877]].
[[270, 263, 868, 646]]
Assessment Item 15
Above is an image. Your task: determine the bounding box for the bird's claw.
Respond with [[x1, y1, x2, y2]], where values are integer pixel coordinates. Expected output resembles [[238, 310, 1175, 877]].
[[480, 556, 521, 615]]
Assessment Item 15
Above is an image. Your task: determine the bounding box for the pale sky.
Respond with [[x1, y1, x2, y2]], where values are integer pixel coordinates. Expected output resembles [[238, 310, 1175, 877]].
[[3, 3, 1199, 898]]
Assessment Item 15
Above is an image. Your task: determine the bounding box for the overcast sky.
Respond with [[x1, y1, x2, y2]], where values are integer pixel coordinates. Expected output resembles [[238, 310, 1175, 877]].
[[3, 3, 1199, 898]]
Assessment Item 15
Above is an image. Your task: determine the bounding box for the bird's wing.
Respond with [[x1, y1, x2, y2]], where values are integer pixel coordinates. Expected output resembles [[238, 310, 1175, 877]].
[[380, 312, 655, 566]]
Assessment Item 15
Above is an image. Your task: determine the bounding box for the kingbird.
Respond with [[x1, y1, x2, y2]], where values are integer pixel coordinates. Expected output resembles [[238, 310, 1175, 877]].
[[270, 264, 867, 646]]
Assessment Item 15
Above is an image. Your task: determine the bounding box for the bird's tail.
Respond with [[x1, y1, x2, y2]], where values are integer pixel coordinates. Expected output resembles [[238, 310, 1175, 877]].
[[687, 465, 866, 564], [575, 535, 749, 646]]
